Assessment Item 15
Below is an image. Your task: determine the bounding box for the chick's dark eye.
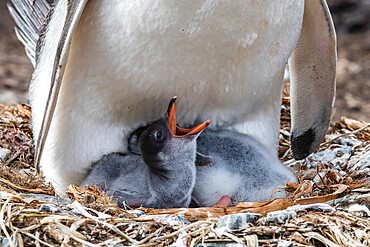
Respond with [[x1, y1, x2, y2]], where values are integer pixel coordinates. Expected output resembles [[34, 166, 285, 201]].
[[155, 131, 163, 140]]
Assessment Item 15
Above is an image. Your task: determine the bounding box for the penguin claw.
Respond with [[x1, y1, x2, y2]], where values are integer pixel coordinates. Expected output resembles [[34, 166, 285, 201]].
[[190, 196, 202, 208]]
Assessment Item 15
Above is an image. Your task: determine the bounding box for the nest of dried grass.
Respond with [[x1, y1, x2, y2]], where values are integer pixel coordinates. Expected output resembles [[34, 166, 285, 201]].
[[1, 98, 369, 246]]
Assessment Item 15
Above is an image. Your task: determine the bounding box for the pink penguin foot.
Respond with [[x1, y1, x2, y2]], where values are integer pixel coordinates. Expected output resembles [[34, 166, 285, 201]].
[[215, 195, 232, 206]]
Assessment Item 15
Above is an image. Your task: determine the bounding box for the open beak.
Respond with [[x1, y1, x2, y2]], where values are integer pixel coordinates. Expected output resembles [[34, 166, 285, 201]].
[[167, 97, 210, 137]]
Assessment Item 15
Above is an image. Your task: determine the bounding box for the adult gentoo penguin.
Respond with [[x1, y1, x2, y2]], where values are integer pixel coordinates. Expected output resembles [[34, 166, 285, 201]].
[[8, 0, 336, 195]]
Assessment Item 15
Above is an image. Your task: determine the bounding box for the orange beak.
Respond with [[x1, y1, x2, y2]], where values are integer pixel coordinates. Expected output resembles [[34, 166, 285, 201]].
[[167, 97, 210, 137]]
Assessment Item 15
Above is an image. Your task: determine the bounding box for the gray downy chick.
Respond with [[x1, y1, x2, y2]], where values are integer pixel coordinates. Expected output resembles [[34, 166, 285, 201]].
[[81, 97, 210, 209], [193, 129, 297, 207]]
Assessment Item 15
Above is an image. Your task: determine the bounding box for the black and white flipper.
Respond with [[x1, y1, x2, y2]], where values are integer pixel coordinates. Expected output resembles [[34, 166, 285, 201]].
[[289, 0, 337, 160], [23, 0, 87, 172]]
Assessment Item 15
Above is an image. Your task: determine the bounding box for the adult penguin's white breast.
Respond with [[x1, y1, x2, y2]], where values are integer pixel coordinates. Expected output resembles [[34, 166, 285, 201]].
[[35, 0, 305, 194]]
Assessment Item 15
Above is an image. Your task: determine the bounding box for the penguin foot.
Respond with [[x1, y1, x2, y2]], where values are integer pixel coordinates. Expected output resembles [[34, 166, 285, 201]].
[[215, 195, 232, 207]]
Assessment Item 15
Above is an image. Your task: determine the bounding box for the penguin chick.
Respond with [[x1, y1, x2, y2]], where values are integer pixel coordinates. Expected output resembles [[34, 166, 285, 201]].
[[82, 98, 210, 209], [193, 129, 297, 207]]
